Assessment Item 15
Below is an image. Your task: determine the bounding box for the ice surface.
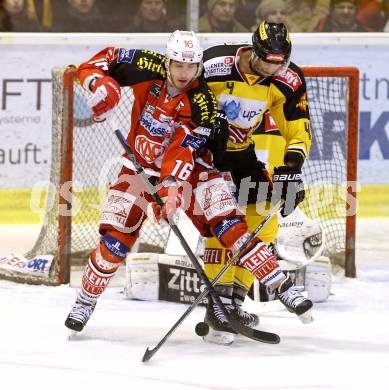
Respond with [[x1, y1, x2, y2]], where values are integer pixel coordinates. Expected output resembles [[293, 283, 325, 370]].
[[0, 220, 388, 389]]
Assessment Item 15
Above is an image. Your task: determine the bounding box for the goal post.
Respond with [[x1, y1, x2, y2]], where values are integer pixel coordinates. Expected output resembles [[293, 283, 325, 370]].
[[0, 65, 359, 285], [300, 66, 359, 278]]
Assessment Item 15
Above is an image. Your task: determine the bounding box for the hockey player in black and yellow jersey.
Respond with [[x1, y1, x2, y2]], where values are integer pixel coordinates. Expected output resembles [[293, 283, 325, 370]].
[[202, 22, 313, 343]]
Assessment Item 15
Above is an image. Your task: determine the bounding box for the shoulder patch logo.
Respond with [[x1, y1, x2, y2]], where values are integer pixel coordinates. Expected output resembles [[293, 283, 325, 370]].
[[274, 68, 302, 91], [193, 126, 211, 136], [181, 134, 206, 150], [296, 92, 308, 112], [204, 56, 234, 78], [117, 48, 135, 63], [149, 83, 161, 98]]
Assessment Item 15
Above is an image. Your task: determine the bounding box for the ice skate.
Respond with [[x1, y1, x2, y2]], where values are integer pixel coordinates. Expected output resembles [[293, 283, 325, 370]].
[[231, 304, 259, 327], [276, 275, 314, 323], [65, 299, 96, 333], [203, 300, 236, 345]]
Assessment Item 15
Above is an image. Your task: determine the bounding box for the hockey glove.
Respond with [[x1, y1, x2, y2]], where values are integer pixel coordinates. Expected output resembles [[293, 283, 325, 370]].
[[88, 76, 121, 122], [207, 110, 229, 168], [147, 181, 183, 224], [272, 166, 305, 217]]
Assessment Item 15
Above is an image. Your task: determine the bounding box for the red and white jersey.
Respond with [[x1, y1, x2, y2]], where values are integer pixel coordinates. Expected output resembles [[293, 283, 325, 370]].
[[77, 47, 218, 183]]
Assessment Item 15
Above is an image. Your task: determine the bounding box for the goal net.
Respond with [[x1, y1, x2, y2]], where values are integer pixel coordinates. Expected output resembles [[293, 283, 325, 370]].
[[0, 66, 358, 285]]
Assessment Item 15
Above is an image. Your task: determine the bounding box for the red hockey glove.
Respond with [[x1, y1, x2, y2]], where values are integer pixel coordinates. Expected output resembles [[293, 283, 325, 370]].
[[88, 76, 121, 122], [147, 185, 183, 224]]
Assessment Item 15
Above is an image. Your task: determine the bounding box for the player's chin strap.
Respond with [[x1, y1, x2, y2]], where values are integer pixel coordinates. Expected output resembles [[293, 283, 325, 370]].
[[113, 128, 282, 362]]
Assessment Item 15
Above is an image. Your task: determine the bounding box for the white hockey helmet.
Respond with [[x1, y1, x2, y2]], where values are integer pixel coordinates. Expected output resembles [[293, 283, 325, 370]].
[[165, 30, 203, 85]]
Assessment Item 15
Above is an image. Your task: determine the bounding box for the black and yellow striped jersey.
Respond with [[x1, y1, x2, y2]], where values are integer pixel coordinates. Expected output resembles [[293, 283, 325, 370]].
[[203, 44, 311, 168]]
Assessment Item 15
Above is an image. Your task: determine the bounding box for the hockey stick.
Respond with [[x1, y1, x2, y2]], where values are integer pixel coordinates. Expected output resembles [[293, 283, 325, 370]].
[[142, 199, 282, 361], [114, 129, 281, 360]]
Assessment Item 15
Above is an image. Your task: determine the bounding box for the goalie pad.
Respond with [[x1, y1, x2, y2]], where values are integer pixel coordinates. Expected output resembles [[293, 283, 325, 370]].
[[249, 256, 332, 303], [124, 253, 331, 304], [125, 206, 331, 304], [124, 252, 208, 305], [275, 206, 325, 267]]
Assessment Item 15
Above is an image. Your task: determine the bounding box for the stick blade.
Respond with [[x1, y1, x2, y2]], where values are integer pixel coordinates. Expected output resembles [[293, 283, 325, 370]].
[[141, 347, 155, 363]]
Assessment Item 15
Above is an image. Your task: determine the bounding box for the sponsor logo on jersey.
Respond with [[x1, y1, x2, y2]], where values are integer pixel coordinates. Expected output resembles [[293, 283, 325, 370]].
[[193, 93, 212, 123], [175, 100, 185, 111], [224, 56, 234, 65], [159, 113, 174, 124], [149, 83, 161, 98], [137, 56, 166, 77], [274, 68, 302, 91], [193, 126, 211, 136], [145, 103, 155, 114], [223, 100, 240, 120], [135, 135, 164, 163], [296, 92, 308, 112], [264, 111, 278, 132], [181, 134, 206, 150], [204, 56, 234, 78], [242, 108, 263, 121], [219, 94, 267, 130], [140, 111, 170, 137], [117, 48, 135, 63]]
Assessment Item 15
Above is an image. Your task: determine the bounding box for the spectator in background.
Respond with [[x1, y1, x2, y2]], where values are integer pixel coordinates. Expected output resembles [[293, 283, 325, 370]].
[[287, 0, 330, 32], [251, 0, 290, 31], [32, 0, 53, 31], [52, 0, 104, 32], [315, 0, 372, 31], [357, 0, 387, 31], [0, 0, 12, 30], [3, 0, 41, 31], [199, 0, 249, 32], [126, 0, 185, 32]]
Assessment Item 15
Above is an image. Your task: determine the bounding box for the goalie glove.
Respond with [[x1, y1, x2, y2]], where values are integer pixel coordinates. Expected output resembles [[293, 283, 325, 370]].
[[272, 166, 305, 217], [88, 76, 121, 122]]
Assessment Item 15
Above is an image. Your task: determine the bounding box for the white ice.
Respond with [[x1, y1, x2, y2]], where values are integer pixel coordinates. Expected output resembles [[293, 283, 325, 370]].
[[0, 220, 388, 390]]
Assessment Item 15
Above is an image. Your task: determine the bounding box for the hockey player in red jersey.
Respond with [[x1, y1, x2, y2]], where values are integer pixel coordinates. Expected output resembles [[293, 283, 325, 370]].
[[64, 30, 312, 344]]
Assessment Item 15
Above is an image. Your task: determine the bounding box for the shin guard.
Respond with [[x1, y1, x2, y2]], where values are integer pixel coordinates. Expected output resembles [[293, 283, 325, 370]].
[[81, 231, 134, 299]]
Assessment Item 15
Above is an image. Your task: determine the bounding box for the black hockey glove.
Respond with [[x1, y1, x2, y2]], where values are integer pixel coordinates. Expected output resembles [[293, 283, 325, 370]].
[[271, 166, 305, 217], [207, 110, 229, 168]]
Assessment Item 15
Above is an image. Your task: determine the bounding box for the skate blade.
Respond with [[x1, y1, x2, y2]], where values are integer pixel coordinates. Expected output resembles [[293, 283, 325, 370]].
[[68, 330, 79, 340], [203, 328, 235, 345], [298, 309, 314, 324]]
